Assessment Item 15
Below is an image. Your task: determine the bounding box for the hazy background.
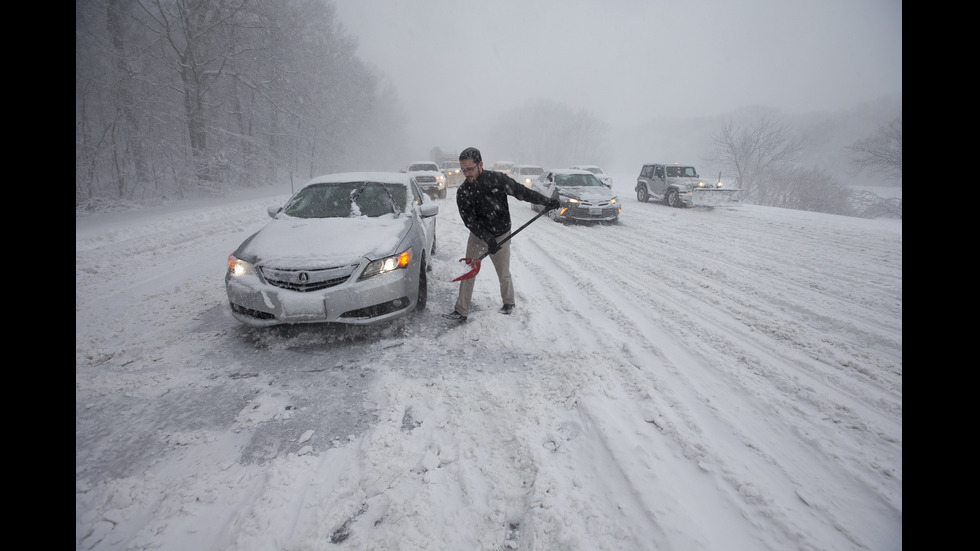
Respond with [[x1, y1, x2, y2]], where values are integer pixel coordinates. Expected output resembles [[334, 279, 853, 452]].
[[334, 0, 902, 162], [76, 0, 901, 216]]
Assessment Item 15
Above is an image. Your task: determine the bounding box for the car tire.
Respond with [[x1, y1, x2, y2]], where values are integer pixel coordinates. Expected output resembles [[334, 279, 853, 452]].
[[415, 256, 428, 311], [665, 188, 680, 208], [438, 189, 447, 199], [636, 185, 649, 203]]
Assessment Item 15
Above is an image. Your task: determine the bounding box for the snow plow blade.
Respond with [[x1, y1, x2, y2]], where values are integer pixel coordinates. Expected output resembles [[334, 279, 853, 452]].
[[692, 189, 740, 207]]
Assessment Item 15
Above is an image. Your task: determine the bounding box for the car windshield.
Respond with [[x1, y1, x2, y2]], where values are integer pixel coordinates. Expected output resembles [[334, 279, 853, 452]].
[[555, 173, 604, 187], [282, 182, 406, 218], [519, 167, 543, 176], [583, 167, 603, 175], [409, 163, 438, 172], [442, 161, 459, 169], [666, 166, 697, 177]]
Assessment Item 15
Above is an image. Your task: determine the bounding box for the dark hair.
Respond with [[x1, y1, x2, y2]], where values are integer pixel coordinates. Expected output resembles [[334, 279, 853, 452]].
[[459, 147, 482, 163]]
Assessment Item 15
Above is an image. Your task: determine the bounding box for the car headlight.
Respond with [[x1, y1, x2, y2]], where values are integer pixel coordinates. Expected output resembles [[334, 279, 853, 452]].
[[360, 247, 412, 280], [227, 254, 255, 276], [561, 196, 579, 204], [610, 197, 618, 204]]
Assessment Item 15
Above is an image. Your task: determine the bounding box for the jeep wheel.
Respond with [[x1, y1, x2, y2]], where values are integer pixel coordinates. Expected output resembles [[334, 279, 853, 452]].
[[636, 185, 649, 203], [665, 188, 680, 208]]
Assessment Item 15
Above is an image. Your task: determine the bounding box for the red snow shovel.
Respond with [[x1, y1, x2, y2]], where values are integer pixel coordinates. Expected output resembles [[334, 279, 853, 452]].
[[452, 210, 549, 282]]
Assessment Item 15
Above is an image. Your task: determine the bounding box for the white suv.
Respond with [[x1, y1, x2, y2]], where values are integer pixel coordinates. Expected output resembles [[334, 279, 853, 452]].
[[404, 161, 447, 199], [510, 164, 544, 188]]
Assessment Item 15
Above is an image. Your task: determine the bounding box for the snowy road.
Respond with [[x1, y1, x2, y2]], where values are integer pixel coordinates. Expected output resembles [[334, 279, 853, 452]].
[[76, 176, 902, 550]]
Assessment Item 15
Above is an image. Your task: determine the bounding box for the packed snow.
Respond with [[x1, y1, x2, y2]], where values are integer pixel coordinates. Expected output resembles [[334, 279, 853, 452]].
[[76, 173, 902, 550]]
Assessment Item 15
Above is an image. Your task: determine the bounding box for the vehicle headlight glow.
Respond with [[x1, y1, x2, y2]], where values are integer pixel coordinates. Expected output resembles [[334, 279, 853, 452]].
[[227, 254, 255, 276], [360, 247, 412, 280], [561, 196, 579, 204], [610, 197, 618, 204]]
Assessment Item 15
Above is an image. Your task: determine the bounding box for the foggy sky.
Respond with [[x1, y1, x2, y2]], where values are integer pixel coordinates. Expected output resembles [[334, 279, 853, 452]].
[[334, 0, 902, 153]]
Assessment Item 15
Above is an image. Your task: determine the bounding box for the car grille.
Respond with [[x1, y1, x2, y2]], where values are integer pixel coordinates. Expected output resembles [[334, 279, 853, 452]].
[[415, 176, 436, 183], [568, 200, 618, 219], [259, 264, 357, 292]]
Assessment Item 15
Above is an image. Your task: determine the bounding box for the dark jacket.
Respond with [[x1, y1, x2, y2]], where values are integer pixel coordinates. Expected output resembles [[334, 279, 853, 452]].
[[456, 169, 553, 244]]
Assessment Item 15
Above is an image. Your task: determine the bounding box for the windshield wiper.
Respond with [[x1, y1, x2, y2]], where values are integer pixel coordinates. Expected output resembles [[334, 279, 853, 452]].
[[349, 182, 402, 217]]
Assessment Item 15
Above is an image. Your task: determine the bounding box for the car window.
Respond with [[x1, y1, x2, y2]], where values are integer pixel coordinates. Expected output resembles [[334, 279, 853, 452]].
[[666, 166, 679, 177], [283, 182, 406, 218], [640, 165, 653, 178], [409, 179, 424, 206], [409, 163, 438, 172]]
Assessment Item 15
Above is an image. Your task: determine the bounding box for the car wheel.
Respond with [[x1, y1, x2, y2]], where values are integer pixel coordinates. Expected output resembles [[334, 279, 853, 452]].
[[438, 189, 447, 199], [665, 188, 680, 208], [636, 185, 649, 203], [415, 256, 428, 311]]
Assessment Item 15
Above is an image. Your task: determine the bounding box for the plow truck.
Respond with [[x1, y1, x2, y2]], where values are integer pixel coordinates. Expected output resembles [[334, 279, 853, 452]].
[[635, 162, 740, 208]]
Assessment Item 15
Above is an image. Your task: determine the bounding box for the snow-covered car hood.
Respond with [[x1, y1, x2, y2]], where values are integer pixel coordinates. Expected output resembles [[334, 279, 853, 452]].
[[556, 186, 617, 201], [239, 214, 410, 267]]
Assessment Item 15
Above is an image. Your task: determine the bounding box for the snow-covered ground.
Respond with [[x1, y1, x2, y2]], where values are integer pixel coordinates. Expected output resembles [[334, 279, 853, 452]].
[[76, 173, 902, 550]]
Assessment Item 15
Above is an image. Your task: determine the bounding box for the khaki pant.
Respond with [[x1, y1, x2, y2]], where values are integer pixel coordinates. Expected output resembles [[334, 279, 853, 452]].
[[453, 230, 513, 316]]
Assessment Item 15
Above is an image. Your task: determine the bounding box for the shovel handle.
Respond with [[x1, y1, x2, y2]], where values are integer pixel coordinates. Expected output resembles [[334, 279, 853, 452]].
[[476, 209, 548, 261]]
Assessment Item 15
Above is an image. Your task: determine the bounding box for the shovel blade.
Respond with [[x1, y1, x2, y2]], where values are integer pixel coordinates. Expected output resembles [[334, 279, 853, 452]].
[[451, 258, 481, 282]]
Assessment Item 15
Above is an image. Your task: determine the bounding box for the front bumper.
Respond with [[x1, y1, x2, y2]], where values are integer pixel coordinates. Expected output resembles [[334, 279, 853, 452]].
[[225, 262, 418, 327], [416, 180, 446, 195], [555, 203, 621, 222]]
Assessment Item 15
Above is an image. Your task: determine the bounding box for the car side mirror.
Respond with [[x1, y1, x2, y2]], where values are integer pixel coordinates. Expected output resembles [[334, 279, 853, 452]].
[[267, 205, 281, 218], [419, 203, 439, 218]]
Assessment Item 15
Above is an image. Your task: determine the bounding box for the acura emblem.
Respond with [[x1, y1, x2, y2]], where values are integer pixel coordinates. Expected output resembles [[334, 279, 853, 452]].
[[298, 272, 309, 282]]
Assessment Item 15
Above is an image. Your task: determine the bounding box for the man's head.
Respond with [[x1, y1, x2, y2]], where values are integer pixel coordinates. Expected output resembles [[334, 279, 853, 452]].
[[459, 147, 483, 182]]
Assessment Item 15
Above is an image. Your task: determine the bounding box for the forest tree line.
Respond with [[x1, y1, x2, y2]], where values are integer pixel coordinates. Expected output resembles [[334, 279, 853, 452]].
[[77, 1, 900, 218], [76, 0, 408, 206]]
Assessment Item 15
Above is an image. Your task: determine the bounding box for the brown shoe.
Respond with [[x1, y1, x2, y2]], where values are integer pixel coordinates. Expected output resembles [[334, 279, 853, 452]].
[[442, 311, 467, 322]]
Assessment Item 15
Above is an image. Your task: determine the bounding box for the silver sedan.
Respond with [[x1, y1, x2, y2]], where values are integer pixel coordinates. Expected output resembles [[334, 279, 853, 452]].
[[531, 169, 621, 223], [225, 172, 438, 327]]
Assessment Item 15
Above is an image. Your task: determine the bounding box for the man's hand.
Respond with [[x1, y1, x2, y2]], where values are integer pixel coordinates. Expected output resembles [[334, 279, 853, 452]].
[[486, 238, 501, 255], [546, 197, 561, 211]]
